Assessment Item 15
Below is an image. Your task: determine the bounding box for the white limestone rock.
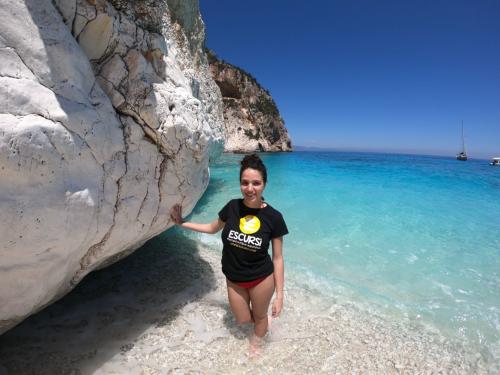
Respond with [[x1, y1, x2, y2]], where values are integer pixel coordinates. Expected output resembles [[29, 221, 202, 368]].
[[78, 13, 115, 61], [0, 0, 224, 333], [0, 48, 37, 80]]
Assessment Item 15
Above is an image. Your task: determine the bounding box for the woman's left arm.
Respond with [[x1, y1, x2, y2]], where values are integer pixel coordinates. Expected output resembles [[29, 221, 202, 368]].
[[271, 236, 284, 317]]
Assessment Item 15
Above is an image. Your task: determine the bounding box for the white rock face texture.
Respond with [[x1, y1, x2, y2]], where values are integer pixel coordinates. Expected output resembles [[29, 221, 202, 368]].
[[208, 51, 292, 153], [0, 0, 224, 334]]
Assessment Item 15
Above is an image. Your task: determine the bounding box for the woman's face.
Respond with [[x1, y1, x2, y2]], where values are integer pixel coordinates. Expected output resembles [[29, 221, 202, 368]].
[[240, 168, 265, 204]]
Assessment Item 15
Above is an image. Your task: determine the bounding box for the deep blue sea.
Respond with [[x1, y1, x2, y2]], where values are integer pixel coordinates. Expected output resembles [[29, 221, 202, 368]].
[[186, 151, 500, 361]]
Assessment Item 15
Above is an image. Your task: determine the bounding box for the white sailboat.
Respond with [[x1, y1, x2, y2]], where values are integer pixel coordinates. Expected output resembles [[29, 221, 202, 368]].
[[456, 121, 467, 161]]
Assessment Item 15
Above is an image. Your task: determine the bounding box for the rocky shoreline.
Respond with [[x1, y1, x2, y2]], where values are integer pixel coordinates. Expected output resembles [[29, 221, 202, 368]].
[[0, 229, 496, 374]]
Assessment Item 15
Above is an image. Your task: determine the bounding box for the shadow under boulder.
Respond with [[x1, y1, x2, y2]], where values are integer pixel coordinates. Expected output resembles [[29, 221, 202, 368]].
[[0, 229, 216, 375]]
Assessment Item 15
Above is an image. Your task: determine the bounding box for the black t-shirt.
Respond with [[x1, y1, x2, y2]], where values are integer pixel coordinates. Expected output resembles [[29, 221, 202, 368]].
[[218, 199, 289, 282]]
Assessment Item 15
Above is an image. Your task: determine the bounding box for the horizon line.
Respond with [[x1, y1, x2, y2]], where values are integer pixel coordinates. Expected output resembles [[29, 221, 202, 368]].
[[292, 145, 497, 161]]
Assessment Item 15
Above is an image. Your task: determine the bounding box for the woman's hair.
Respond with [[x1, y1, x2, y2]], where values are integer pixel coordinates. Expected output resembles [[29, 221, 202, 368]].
[[240, 153, 267, 184]]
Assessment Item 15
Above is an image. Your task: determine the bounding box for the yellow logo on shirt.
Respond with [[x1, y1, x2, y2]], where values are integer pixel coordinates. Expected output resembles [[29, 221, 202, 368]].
[[239, 215, 261, 234]]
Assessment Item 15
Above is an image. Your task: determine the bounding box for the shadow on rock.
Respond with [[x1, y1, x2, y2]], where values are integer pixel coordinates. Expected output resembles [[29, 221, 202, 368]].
[[0, 230, 216, 374]]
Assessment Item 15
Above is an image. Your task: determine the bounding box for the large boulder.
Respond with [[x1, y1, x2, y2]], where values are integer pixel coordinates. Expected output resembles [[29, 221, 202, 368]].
[[0, 0, 224, 334]]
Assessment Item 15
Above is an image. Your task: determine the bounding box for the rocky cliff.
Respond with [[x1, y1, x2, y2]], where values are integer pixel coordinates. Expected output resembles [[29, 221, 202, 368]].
[[0, 0, 224, 333], [208, 51, 292, 153]]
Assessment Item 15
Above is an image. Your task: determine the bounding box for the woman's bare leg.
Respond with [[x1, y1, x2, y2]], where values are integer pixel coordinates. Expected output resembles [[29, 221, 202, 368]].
[[248, 274, 275, 338], [226, 279, 253, 324]]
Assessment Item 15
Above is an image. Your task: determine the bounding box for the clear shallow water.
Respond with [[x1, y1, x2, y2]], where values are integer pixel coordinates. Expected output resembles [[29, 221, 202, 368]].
[[186, 151, 500, 360]]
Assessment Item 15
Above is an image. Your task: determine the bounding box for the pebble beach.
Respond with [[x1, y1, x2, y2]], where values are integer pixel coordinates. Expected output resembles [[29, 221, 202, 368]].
[[0, 230, 496, 374]]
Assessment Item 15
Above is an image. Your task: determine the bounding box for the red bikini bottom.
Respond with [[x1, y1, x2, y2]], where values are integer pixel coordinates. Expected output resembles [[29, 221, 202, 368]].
[[231, 275, 269, 289]]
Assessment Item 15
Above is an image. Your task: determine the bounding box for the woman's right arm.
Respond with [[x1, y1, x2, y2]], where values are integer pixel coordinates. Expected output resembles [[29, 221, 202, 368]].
[[178, 219, 225, 234], [170, 204, 225, 234]]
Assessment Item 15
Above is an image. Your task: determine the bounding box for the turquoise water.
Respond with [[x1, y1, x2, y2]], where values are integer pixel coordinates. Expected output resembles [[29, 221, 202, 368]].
[[186, 151, 500, 360]]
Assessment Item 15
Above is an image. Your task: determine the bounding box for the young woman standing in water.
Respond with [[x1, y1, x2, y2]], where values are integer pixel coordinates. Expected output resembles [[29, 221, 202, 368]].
[[170, 154, 288, 354]]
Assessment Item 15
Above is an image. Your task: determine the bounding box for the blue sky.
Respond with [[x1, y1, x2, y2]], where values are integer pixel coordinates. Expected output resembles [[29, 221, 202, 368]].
[[199, 0, 500, 158]]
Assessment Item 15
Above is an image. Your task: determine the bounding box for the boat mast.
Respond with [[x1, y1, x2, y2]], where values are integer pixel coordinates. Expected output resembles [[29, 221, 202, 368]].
[[461, 120, 466, 155]]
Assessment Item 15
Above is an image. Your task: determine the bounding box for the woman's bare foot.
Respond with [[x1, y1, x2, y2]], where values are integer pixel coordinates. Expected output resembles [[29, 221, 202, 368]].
[[248, 334, 263, 358]]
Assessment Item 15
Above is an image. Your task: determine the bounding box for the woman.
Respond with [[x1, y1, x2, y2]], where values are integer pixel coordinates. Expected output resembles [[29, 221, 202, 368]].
[[170, 154, 288, 352]]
